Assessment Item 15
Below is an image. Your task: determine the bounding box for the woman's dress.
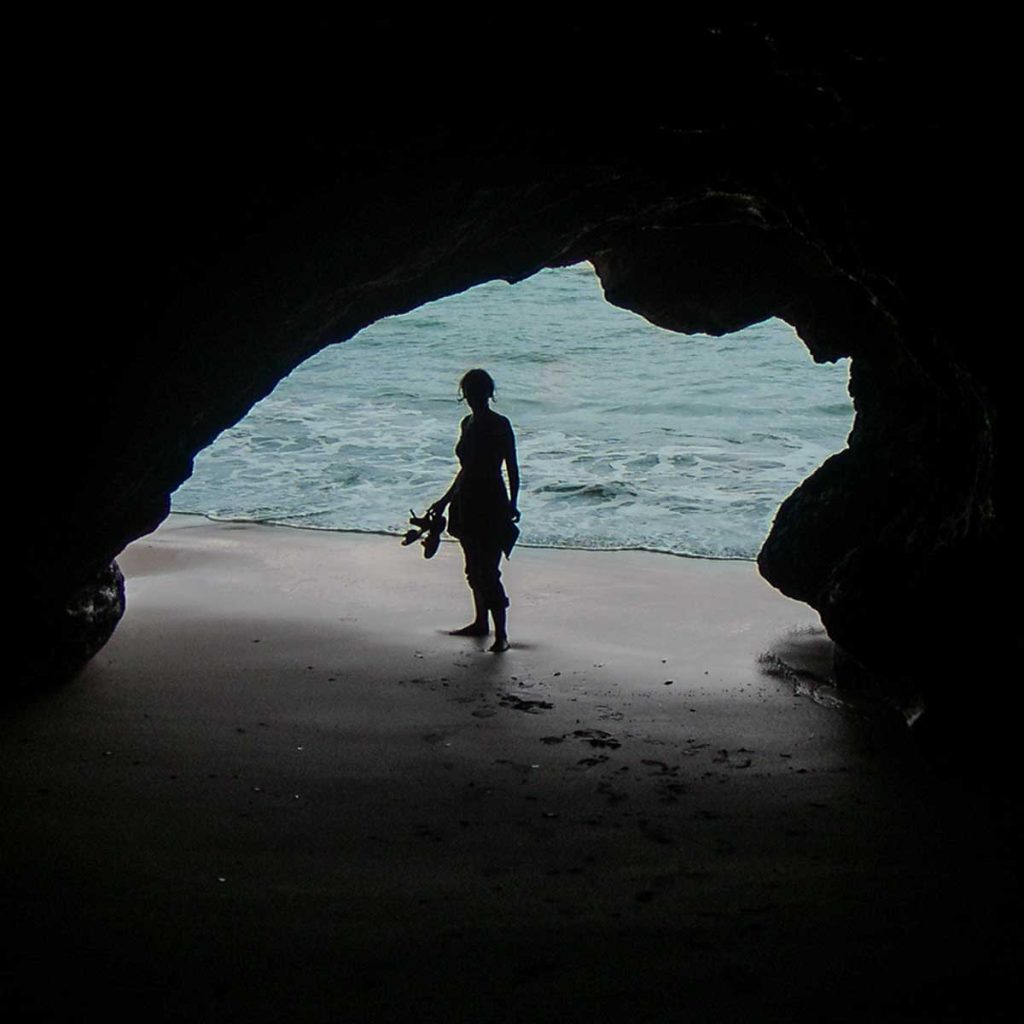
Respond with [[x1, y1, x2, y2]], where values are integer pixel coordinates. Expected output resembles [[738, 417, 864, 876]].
[[446, 412, 519, 558]]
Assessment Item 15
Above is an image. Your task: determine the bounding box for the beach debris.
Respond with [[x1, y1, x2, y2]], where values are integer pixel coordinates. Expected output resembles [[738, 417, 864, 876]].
[[498, 692, 554, 714], [540, 735, 565, 745], [572, 729, 621, 749], [664, 680, 674, 685], [493, 758, 541, 774]]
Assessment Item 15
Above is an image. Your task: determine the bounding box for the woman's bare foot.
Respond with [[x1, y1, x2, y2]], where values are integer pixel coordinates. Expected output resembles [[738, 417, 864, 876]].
[[449, 623, 489, 637], [489, 636, 510, 653]]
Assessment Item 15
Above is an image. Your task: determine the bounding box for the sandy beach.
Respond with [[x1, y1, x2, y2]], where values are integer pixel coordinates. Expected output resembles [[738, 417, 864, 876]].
[[1, 515, 1018, 1021]]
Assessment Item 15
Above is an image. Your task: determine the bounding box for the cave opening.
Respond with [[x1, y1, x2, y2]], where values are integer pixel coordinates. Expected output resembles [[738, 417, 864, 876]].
[[6, 24, 1017, 1020], [171, 263, 854, 565]]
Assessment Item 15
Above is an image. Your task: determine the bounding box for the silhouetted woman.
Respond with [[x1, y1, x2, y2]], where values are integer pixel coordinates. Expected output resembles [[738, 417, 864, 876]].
[[429, 369, 520, 652]]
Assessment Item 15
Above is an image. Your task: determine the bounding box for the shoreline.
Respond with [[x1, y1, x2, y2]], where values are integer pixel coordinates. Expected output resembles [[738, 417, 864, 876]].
[[166, 507, 760, 563], [2, 514, 1017, 1020]]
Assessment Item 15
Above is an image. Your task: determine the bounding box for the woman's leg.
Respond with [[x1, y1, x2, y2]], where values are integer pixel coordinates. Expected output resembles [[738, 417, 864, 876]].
[[489, 603, 509, 653], [449, 539, 489, 636], [480, 545, 510, 652]]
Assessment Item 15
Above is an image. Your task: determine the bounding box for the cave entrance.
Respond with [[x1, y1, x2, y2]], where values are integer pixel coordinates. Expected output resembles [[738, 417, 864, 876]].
[[171, 264, 853, 561]]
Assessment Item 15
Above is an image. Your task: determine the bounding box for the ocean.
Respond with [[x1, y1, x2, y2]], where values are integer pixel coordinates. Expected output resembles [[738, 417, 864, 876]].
[[171, 264, 853, 560]]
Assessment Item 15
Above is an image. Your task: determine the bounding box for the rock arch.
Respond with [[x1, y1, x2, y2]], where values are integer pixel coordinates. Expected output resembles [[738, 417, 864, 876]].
[[17, 17, 1007, 736]]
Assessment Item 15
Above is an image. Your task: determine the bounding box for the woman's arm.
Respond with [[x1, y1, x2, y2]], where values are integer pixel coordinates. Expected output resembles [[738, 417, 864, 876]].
[[505, 426, 520, 522], [429, 469, 462, 513]]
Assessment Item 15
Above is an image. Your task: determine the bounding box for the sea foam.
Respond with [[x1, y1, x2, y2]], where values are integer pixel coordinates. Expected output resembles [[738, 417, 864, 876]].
[[172, 264, 853, 560]]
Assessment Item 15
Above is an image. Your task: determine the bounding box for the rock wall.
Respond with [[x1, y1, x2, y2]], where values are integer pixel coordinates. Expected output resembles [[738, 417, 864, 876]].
[[15, 16, 1011, 725]]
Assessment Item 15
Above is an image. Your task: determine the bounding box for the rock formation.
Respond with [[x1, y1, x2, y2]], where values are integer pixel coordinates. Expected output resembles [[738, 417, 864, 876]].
[[16, 16, 1011, 735]]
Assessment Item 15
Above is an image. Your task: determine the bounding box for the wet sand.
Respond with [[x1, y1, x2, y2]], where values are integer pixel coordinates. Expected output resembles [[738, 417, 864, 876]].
[[1, 515, 1018, 1021]]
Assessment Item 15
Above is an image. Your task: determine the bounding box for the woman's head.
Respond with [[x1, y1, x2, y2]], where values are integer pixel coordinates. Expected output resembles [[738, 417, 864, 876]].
[[459, 368, 495, 407]]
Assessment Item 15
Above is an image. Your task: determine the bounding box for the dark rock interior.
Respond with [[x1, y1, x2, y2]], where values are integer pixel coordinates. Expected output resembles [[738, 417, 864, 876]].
[[16, 16, 1013, 738]]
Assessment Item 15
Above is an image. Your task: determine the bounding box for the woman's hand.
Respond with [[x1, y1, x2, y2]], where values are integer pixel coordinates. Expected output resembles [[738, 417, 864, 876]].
[[428, 498, 449, 516], [510, 506, 521, 523]]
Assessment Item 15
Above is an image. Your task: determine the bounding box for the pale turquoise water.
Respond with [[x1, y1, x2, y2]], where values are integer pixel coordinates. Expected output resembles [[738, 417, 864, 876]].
[[172, 264, 853, 559]]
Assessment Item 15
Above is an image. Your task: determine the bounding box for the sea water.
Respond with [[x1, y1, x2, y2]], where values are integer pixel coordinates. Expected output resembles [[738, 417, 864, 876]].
[[171, 264, 853, 560]]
